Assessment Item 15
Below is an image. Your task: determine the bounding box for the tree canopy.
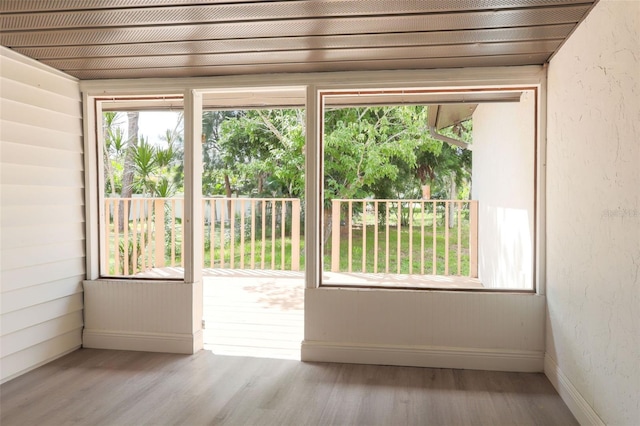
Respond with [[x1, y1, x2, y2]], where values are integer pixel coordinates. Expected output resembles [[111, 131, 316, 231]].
[[103, 106, 472, 203]]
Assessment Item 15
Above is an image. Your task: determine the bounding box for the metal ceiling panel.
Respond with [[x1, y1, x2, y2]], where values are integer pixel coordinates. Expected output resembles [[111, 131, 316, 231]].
[[1, 1, 595, 31], [0, 0, 594, 14], [0, 0, 598, 80], [0, 5, 591, 47], [13, 25, 574, 60], [43, 40, 562, 71], [0, 0, 250, 13]]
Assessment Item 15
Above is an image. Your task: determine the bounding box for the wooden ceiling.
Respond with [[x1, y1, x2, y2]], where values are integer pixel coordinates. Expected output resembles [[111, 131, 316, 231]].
[[0, 0, 598, 80]]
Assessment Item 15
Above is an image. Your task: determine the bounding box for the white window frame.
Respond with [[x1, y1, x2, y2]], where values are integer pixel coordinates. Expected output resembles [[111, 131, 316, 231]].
[[315, 86, 540, 291], [82, 66, 547, 295]]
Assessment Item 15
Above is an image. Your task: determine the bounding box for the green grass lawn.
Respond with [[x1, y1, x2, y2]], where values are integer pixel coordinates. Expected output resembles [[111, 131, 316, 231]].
[[203, 233, 304, 271], [324, 224, 470, 276], [105, 222, 470, 276]]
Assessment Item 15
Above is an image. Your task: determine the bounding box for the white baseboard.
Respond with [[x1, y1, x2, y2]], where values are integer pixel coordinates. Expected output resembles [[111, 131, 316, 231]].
[[544, 354, 604, 426], [301, 341, 544, 372], [83, 329, 202, 354]]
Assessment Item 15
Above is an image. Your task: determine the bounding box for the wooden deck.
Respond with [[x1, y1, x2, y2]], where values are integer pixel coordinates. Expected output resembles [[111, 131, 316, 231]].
[[202, 269, 304, 360], [136, 268, 482, 360]]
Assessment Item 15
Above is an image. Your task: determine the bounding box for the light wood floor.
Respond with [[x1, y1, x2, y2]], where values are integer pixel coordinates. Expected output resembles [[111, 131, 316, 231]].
[[203, 272, 304, 360], [1, 349, 577, 426]]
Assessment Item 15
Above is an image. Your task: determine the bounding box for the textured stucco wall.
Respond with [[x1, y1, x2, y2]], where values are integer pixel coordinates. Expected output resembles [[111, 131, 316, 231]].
[[472, 95, 535, 289], [546, 0, 640, 424]]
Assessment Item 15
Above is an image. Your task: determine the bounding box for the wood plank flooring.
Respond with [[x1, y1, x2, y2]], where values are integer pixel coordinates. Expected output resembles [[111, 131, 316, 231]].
[[203, 273, 304, 360], [1, 348, 577, 425]]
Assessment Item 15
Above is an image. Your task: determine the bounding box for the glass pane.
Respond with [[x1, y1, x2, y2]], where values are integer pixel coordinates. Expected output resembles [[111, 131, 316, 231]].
[[321, 100, 479, 289], [101, 110, 185, 279], [321, 92, 535, 291]]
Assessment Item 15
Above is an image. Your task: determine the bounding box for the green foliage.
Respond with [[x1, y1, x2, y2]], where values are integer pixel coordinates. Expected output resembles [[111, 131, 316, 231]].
[[118, 232, 145, 274], [104, 105, 471, 204], [133, 137, 157, 179], [103, 112, 183, 198], [201, 109, 305, 198], [324, 106, 440, 203], [155, 177, 176, 198]]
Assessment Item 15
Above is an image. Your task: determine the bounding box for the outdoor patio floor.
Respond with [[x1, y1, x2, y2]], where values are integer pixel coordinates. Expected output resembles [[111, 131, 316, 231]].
[[203, 269, 304, 360], [136, 268, 483, 360]]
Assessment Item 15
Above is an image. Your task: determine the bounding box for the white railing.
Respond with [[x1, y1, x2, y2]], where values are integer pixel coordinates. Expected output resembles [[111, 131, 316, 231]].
[[103, 197, 477, 278], [104, 197, 172, 276], [103, 197, 301, 276], [202, 197, 301, 271], [329, 199, 478, 277]]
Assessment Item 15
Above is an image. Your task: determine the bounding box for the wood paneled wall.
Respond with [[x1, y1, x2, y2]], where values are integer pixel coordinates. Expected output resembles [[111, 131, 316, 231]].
[[1, 47, 84, 383]]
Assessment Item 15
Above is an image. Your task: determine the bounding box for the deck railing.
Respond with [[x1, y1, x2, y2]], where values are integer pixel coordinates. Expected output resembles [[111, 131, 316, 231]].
[[103, 197, 477, 278], [202, 198, 301, 271], [103, 197, 301, 276], [329, 199, 478, 277]]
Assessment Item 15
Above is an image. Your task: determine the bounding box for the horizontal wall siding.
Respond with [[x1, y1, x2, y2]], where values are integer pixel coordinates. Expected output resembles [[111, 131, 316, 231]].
[[0, 47, 84, 383]]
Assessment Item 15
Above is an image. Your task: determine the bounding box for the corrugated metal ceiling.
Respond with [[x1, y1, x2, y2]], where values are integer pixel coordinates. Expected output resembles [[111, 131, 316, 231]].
[[0, 0, 598, 80]]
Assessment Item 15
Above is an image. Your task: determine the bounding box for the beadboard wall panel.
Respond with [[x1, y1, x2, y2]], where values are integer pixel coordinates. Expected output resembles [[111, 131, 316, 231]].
[[0, 46, 84, 383], [303, 289, 545, 372], [83, 280, 202, 354]]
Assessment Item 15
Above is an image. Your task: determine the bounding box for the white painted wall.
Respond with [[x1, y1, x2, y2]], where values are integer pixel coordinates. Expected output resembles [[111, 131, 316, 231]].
[[83, 280, 202, 354], [80, 68, 547, 372], [546, 1, 640, 424], [0, 47, 84, 383], [472, 95, 535, 289], [303, 289, 545, 372]]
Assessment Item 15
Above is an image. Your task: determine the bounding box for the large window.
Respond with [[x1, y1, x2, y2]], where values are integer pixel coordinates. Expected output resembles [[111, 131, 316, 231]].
[[97, 94, 307, 280], [94, 86, 537, 291], [319, 89, 536, 291]]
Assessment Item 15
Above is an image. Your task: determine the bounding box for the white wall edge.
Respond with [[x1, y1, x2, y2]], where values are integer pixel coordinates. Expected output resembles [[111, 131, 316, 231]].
[[536, 66, 548, 297], [544, 353, 605, 426], [0, 345, 81, 385], [302, 341, 544, 373], [83, 91, 99, 280], [83, 329, 203, 355]]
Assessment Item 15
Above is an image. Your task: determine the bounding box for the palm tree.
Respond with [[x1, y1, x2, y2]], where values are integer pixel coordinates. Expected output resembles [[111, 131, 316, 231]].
[[119, 112, 139, 232], [102, 112, 124, 196]]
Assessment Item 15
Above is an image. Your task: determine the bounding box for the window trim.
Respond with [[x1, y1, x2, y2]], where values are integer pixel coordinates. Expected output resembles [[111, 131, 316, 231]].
[[82, 66, 546, 295], [92, 95, 187, 281], [316, 86, 540, 292]]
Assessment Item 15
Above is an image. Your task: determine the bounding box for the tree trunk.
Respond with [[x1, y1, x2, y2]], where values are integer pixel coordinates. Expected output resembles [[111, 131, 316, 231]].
[[224, 173, 232, 218], [103, 148, 117, 197], [119, 112, 139, 232], [257, 174, 263, 194], [448, 174, 456, 228], [323, 206, 333, 246], [421, 184, 431, 200]]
